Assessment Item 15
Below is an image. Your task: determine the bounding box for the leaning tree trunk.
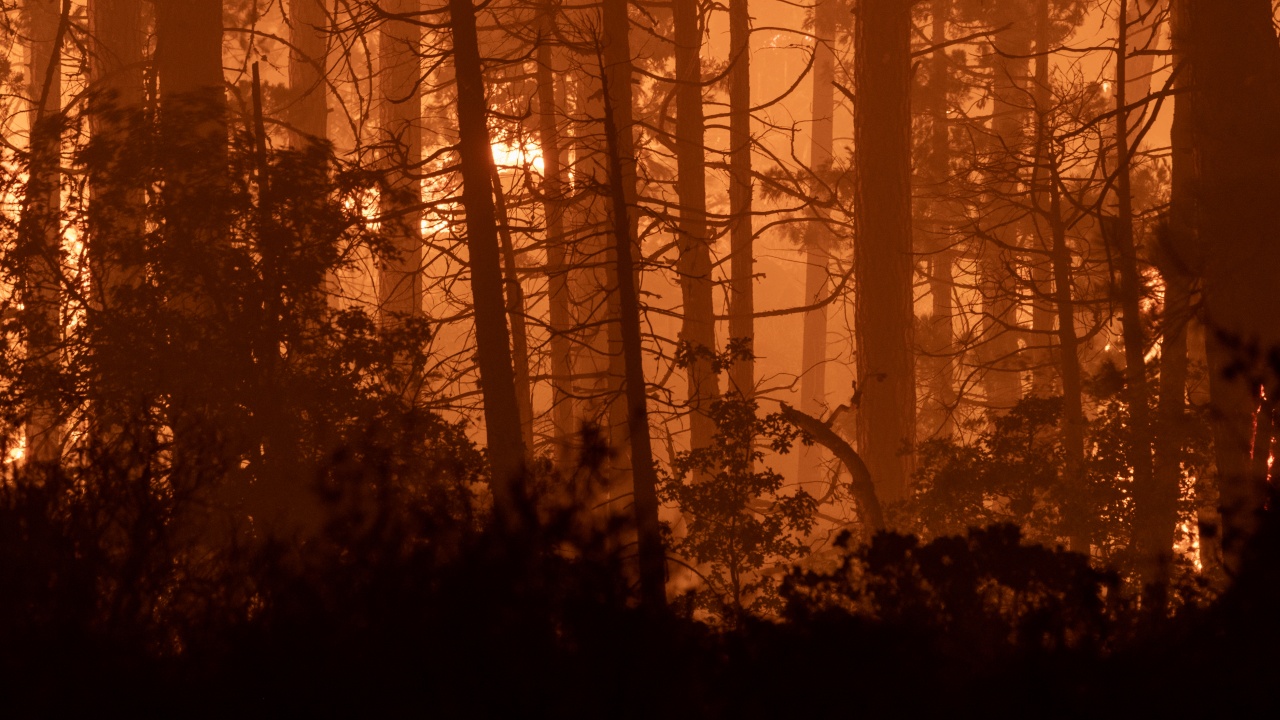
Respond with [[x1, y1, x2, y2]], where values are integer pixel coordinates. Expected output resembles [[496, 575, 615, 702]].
[[600, 47, 668, 612], [489, 164, 536, 451], [798, 0, 837, 486], [854, 0, 915, 505], [673, 0, 719, 456], [727, 0, 754, 399], [449, 0, 528, 520], [19, 0, 67, 465], [601, 0, 639, 476], [378, 0, 423, 325], [1187, 0, 1280, 574]]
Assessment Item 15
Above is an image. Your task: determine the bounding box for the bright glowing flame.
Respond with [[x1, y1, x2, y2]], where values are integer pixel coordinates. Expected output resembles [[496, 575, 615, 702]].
[[1176, 520, 1202, 573], [5, 436, 25, 465], [491, 141, 543, 175]]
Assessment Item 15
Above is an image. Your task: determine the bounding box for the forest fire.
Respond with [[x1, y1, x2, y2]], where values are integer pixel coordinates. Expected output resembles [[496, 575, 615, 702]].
[[1, 0, 1278, 714]]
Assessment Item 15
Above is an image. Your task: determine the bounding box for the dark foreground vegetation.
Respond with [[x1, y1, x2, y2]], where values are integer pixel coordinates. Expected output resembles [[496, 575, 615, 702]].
[[2, 438, 1279, 717]]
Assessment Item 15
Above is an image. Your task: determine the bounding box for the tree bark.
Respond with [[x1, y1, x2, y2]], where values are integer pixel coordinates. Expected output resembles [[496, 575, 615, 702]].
[[1112, 0, 1159, 585], [489, 164, 536, 451], [978, 2, 1033, 412], [780, 404, 885, 538], [923, 0, 958, 439], [1049, 161, 1088, 553], [1027, 0, 1056, 398], [602, 0, 638, 474], [1186, 0, 1280, 573], [600, 46, 668, 611], [87, 0, 146, 442], [88, 0, 144, 299], [854, 0, 915, 505], [449, 0, 528, 519], [1141, 0, 1193, 595], [288, 0, 328, 145], [19, 0, 68, 465], [378, 0, 423, 324], [798, 0, 837, 485], [727, 0, 754, 399], [534, 6, 575, 473], [673, 0, 719, 456]]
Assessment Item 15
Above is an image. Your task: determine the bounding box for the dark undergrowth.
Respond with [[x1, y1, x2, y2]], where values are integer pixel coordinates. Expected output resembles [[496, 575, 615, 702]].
[[1, 445, 1276, 719]]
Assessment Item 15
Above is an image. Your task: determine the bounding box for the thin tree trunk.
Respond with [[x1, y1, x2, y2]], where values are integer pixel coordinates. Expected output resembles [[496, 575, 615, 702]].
[[449, 0, 528, 519], [19, 0, 68, 465], [673, 0, 718, 456], [601, 0, 639, 471], [1049, 161, 1089, 554], [1028, 0, 1056, 398], [378, 0, 423, 324], [979, 6, 1033, 412], [564, 66, 613, 449], [600, 47, 667, 611], [534, 7, 575, 472], [798, 0, 837, 485], [1114, 0, 1158, 586], [924, 0, 957, 438], [854, 0, 915, 505], [727, 0, 754, 399]]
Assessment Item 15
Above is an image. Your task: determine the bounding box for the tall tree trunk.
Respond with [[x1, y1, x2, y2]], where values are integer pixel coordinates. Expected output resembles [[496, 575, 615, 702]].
[[1049, 161, 1089, 553], [854, 0, 915, 505], [153, 0, 228, 371], [1142, 0, 1193, 597], [1027, 0, 1056, 398], [727, 0, 754, 398], [564, 66, 614, 453], [87, 0, 146, 440], [923, 0, 957, 439], [287, 0, 337, 312], [19, 0, 68, 465], [673, 0, 719, 456], [449, 0, 528, 519], [1112, 0, 1159, 585], [798, 0, 837, 485], [154, 0, 231, 530], [155, 0, 226, 159], [600, 46, 668, 611], [288, 0, 328, 144], [378, 0, 423, 324], [88, 0, 144, 298], [489, 165, 536, 451], [1186, 0, 1280, 573], [534, 6, 575, 473], [979, 4, 1033, 412], [602, 0, 638, 474]]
